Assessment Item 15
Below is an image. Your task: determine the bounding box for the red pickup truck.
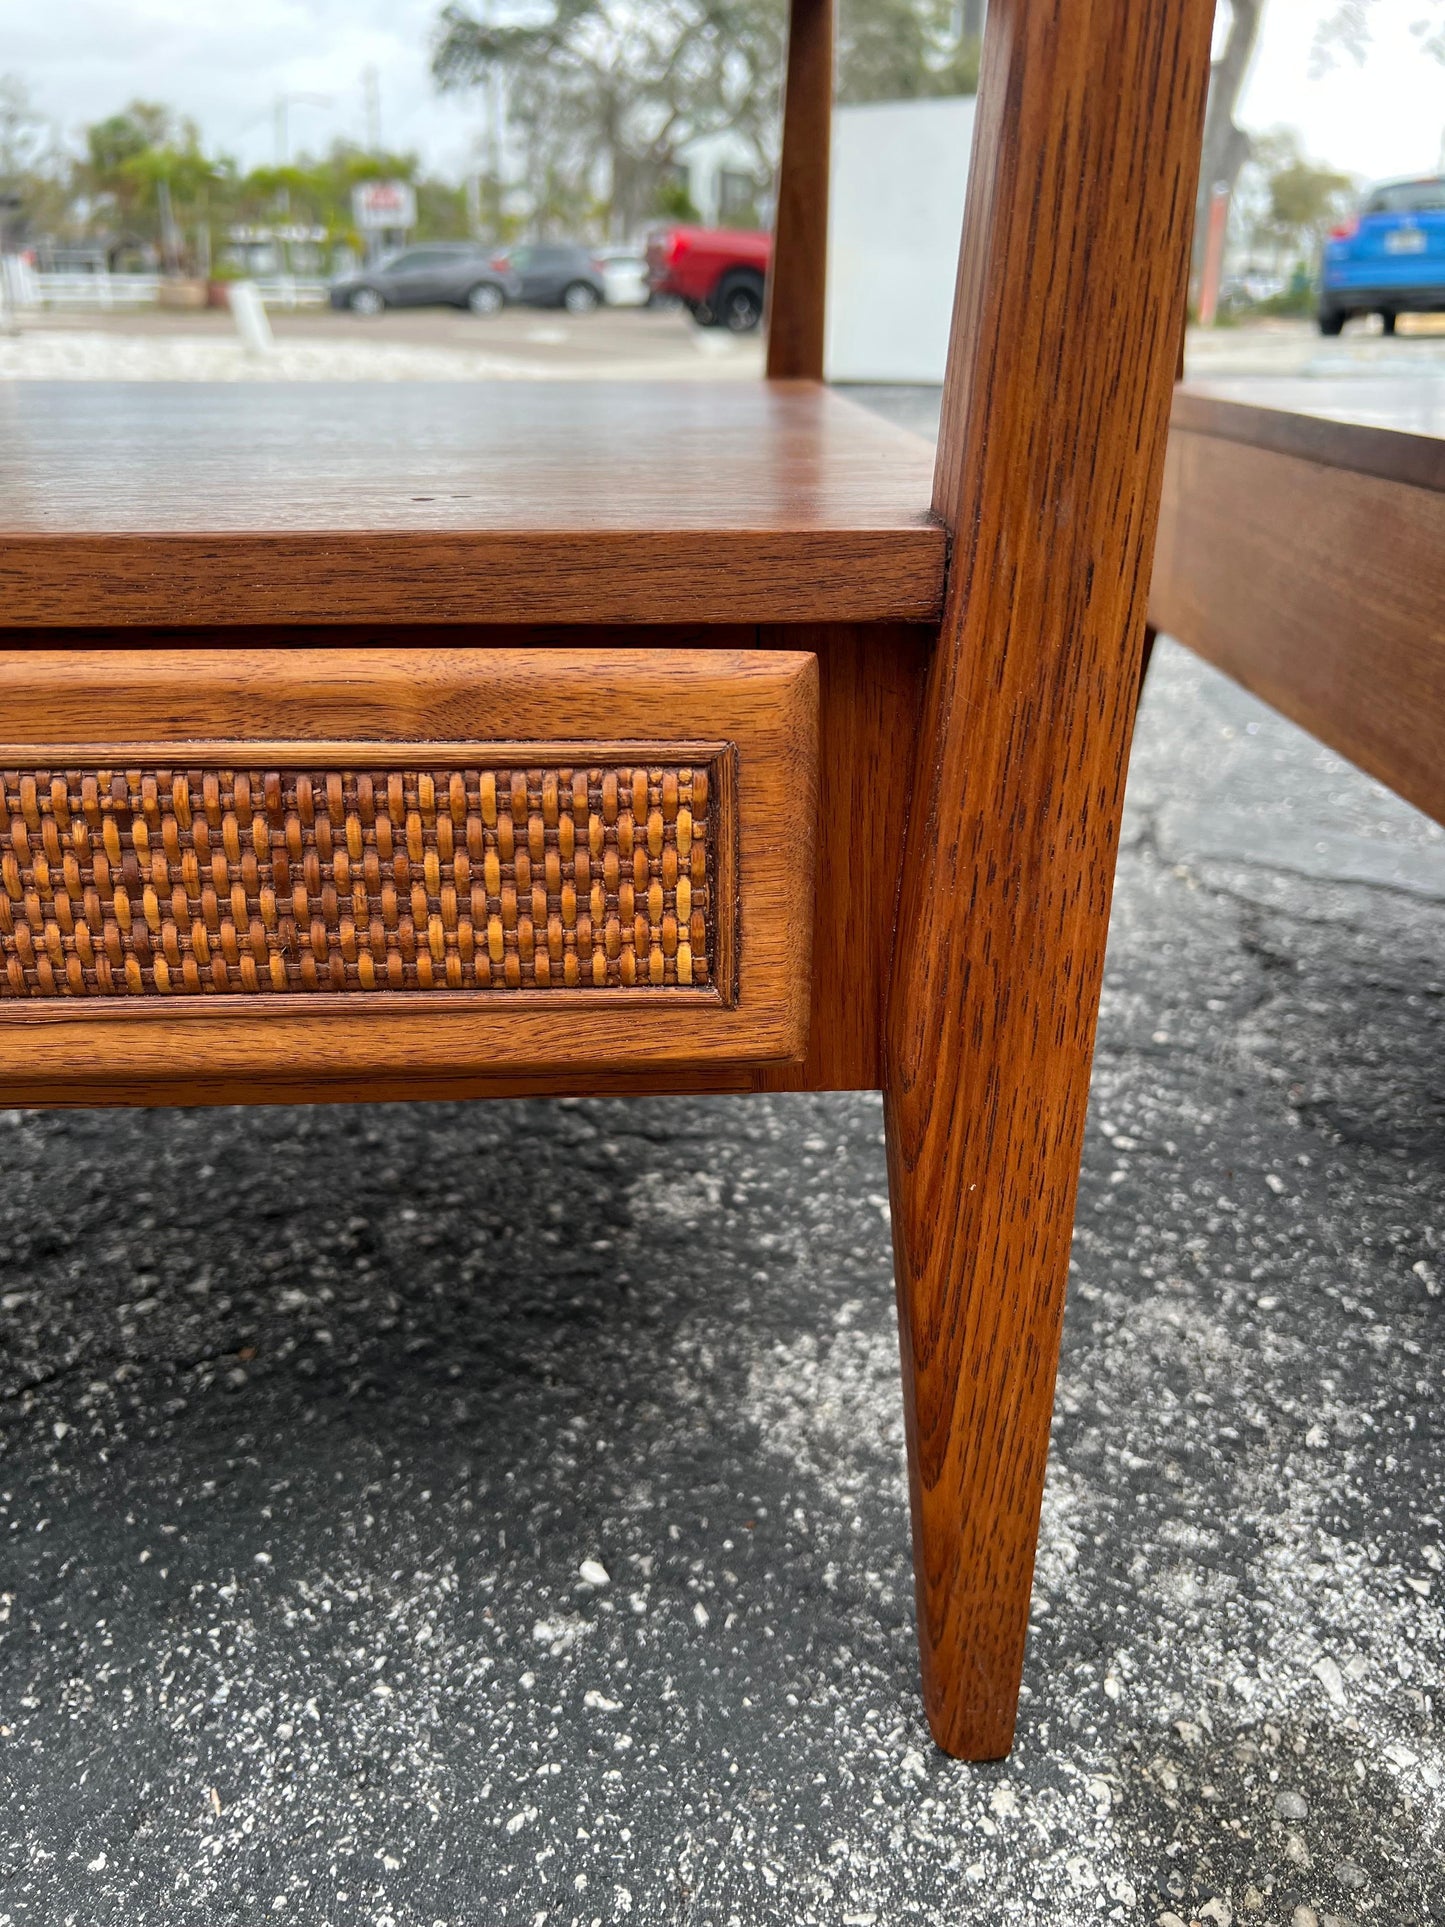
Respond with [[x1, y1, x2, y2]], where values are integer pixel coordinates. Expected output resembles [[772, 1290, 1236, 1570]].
[[645, 225, 773, 332]]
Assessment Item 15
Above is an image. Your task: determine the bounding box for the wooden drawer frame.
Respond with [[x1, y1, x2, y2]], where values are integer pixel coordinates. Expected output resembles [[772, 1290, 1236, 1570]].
[[0, 647, 817, 1100]]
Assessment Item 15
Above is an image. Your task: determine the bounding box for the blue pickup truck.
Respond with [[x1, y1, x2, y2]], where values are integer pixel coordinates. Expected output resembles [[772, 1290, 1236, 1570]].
[[1319, 175, 1445, 335]]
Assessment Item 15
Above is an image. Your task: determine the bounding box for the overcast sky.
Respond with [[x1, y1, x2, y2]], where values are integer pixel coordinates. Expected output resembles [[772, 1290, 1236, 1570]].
[[7, 0, 1445, 185]]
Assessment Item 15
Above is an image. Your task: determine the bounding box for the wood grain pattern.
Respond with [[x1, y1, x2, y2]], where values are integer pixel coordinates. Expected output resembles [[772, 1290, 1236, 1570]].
[[766, 0, 833, 381], [1175, 379, 1445, 463], [0, 750, 728, 1003], [0, 648, 817, 1098], [756, 622, 929, 1091], [884, 0, 1214, 1758], [0, 382, 943, 627], [1150, 410, 1445, 826], [1172, 388, 1445, 493]]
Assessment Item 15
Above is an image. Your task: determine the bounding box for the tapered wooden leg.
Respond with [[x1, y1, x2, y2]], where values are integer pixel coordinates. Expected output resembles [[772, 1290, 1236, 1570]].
[[882, 0, 1215, 1759], [1140, 621, 1160, 699], [884, 959, 1111, 1760]]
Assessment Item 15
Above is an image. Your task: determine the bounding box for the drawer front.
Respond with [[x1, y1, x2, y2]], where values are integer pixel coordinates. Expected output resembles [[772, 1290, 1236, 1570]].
[[0, 648, 816, 1099], [3, 747, 733, 1003]]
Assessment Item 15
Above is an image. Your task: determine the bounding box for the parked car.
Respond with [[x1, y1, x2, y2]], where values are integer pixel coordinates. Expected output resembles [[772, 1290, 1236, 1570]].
[[490, 242, 608, 313], [329, 244, 519, 317], [595, 247, 651, 308], [646, 225, 772, 332], [1319, 175, 1445, 335]]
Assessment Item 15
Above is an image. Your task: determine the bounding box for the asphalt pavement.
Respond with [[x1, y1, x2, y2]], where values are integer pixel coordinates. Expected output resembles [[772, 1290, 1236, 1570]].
[[0, 303, 767, 381], [0, 384, 1442, 1926], [5, 308, 1444, 385]]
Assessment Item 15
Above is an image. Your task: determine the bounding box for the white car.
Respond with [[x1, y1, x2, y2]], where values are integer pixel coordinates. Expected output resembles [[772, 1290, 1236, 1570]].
[[596, 249, 651, 308]]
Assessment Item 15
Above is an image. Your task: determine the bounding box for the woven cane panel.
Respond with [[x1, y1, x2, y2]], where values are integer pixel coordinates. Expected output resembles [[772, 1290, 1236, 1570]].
[[0, 758, 718, 1000]]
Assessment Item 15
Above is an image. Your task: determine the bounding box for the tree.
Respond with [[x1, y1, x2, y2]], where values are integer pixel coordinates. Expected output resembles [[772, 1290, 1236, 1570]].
[[1266, 153, 1354, 255], [432, 0, 983, 237], [222, 142, 469, 258], [1195, 0, 1445, 292], [836, 0, 981, 104], [1234, 126, 1353, 277], [84, 101, 178, 183], [434, 0, 787, 236], [1193, 0, 1264, 284], [0, 75, 69, 247], [77, 100, 219, 261], [0, 75, 48, 183], [1312, 0, 1445, 71]]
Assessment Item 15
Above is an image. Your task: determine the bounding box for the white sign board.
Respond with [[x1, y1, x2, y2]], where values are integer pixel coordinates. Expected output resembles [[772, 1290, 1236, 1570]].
[[825, 95, 976, 383], [352, 181, 417, 231]]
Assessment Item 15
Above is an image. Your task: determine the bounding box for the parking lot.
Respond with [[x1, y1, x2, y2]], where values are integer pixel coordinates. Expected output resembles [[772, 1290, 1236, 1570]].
[[4, 306, 1445, 385], [0, 301, 766, 381]]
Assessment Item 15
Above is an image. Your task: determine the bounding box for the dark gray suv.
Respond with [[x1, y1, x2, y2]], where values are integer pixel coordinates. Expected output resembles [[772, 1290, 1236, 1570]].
[[492, 242, 608, 313], [329, 245, 521, 317]]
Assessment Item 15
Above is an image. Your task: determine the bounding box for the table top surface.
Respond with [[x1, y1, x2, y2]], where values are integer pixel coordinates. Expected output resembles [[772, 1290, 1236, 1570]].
[[0, 378, 941, 534], [9, 372, 1437, 631], [1185, 373, 1445, 439], [0, 379, 946, 629], [1175, 378, 1445, 493]]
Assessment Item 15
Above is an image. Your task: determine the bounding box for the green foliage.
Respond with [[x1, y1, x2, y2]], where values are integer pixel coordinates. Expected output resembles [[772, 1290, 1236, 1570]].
[[1221, 128, 1357, 319], [2, 80, 469, 268], [415, 176, 471, 239], [653, 177, 702, 223], [85, 102, 184, 179], [1267, 156, 1354, 243], [1236, 127, 1356, 269], [1252, 281, 1318, 317], [12, 0, 987, 260], [225, 143, 424, 238], [78, 101, 216, 238], [837, 0, 981, 105]]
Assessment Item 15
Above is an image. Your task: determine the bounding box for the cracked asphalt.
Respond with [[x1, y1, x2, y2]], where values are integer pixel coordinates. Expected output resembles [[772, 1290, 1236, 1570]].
[[2, 435, 1443, 1922]]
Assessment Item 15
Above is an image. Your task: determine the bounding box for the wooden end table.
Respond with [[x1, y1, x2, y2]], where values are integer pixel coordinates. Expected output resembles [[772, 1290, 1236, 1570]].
[[0, 0, 1215, 1757]]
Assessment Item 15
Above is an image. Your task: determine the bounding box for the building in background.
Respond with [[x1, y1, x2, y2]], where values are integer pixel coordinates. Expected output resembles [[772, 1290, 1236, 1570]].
[[669, 129, 772, 233], [826, 94, 976, 383]]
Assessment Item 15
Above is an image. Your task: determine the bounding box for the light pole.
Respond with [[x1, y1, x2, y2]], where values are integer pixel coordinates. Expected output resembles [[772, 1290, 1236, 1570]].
[[363, 66, 381, 154], [269, 93, 333, 249], [273, 92, 333, 168], [482, 0, 505, 234]]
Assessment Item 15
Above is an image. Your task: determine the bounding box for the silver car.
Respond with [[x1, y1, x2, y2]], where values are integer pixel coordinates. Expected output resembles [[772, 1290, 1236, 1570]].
[[330, 244, 522, 317]]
